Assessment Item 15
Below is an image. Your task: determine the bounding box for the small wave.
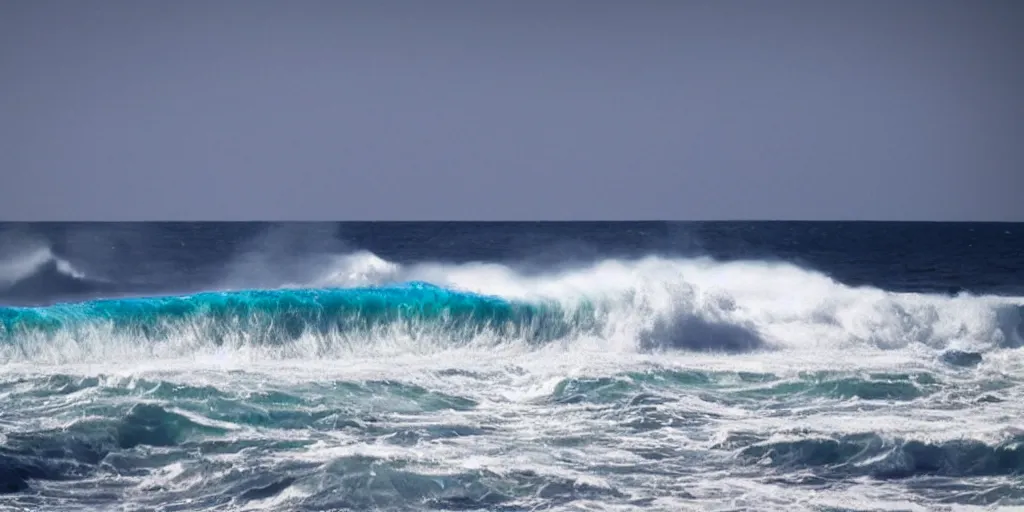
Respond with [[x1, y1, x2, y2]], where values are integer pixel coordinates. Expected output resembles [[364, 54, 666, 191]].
[[0, 402, 223, 494], [736, 432, 1024, 479]]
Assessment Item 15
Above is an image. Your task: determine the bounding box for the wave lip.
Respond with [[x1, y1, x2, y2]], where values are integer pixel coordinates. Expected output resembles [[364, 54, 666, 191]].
[[0, 282, 588, 347]]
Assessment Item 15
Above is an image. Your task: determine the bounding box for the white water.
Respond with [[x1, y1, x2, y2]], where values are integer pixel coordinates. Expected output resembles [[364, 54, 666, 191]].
[[308, 252, 1024, 353]]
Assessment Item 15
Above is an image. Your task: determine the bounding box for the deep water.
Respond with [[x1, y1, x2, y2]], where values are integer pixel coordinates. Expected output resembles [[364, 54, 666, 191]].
[[0, 222, 1023, 511]]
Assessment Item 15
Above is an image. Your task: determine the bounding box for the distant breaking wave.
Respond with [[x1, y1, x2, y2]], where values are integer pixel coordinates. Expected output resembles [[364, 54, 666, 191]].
[[0, 246, 93, 286], [0, 246, 120, 305]]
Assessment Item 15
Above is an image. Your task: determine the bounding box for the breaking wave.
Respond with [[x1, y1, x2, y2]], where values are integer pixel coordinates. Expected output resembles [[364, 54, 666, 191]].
[[1, 253, 1022, 364], [0, 245, 114, 305]]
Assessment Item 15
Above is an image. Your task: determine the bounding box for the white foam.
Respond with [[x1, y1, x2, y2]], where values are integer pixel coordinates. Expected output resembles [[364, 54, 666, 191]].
[[302, 253, 1024, 351]]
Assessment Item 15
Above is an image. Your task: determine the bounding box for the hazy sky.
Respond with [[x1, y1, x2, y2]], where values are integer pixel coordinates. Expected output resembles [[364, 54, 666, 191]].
[[2, 0, 1022, 221]]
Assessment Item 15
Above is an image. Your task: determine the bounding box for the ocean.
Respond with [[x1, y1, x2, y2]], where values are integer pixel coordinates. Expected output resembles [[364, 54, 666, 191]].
[[0, 221, 1022, 511]]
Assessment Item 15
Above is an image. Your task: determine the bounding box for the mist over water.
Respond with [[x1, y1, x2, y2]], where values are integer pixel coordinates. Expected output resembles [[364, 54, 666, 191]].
[[1, 222, 1023, 511]]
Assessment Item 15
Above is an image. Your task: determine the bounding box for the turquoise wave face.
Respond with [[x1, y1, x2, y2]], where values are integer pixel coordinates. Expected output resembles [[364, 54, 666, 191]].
[[0, 282, 594, 344]]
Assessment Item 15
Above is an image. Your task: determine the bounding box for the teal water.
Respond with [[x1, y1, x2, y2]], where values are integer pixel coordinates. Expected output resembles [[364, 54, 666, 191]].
[[0, 282, 596, 346]]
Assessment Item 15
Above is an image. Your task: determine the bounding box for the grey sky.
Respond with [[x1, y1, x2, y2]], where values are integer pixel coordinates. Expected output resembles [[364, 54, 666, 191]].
[[1, 0, 1022, 221]]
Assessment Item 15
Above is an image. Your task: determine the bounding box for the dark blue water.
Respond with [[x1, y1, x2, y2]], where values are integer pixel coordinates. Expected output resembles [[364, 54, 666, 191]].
[[1, 222, 1022, 511], [2, 222, 1021, 306]]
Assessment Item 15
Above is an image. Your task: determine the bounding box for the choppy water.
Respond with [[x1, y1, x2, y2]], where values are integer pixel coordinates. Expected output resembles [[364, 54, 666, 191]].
[[1, 222, 1022, 511]]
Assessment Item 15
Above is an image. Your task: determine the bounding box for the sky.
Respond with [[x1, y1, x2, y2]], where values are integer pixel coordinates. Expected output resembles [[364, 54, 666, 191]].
[[1, 0, 1022, 221]]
